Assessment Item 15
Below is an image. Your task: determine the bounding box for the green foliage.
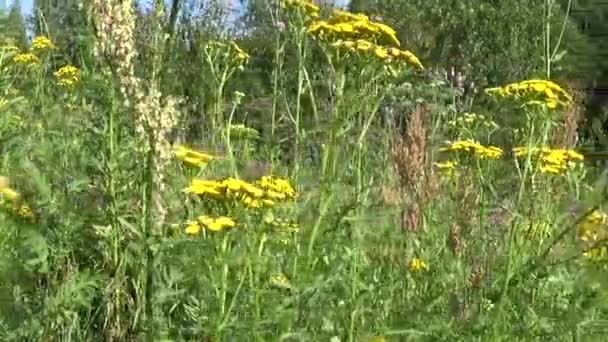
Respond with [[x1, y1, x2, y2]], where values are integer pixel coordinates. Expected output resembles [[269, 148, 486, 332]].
[[350, 0, 596, 86], [1, 1, 608, 341], [0, 2, 28, 49]]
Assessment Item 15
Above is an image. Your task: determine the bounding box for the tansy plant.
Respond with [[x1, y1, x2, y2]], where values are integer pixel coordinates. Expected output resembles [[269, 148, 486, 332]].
[[485, 79, 572, 110], [174, 145, 216, 169], [181, 175, 297, 236], [12, 53, 40, 68], [577, 209, 608, 262], [53, 65, 80, 89], [201, 40, 250, 143], [512, 146, 584, 175], [30, 36, 56, 51], [0, 176, 34, 223]]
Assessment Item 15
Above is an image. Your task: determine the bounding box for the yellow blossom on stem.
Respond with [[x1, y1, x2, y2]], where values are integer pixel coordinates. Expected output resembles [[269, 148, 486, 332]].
[[513, 146, 584, 174], [409, 257, 428, 272], [184, 215, 237, 235], [485, 79, 572, 109], [12, 53, 40, 67], [31, 36, 56, 51], [440, 139, 503, 159], [54, 65, 80, 89], [308, 8, 400, 47], [174, 145, 215, 168]]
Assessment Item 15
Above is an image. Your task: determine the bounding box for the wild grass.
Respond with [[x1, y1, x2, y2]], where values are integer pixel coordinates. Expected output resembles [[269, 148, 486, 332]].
[[1, 1, 607, 341]]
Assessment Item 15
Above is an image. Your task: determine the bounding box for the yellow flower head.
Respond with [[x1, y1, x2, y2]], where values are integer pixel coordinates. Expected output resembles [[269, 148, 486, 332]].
[[513, 146, 584, 174], [440, 140, 502, 159], [31, 36, 56, 51], [184, 179, 224, 196], [185, 221, 201, 235], [0, 187, 20, 202], [308, 9, 400, 47], [256, 175, 297, 199], [53, 65, 80, 89], [485, 79, 572, 109], [206, 41, 250, 65], [270, 272, 293, 289], [577, 210, 607, 242], [12, 53, 40, 67], [174, 145, 215, 168], [184, 215, 237, 234], [330, 39, 423, 69], [409, 257, 428, 272]]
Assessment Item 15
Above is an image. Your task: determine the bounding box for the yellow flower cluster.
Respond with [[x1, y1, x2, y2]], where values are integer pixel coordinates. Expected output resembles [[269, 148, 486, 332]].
[[184, 215, 236, 235], [485, 79, 572, 109], [270, 272, 293, 289], [0, 176, 34, 222], [53, 65, 79, 89], [282, 0, 320, 18], [174, 145, 215, 168], [329, 39, 423, 69], [184, 175, 297, 209], [12, 53, 40, 67], [206, 41, 250, 64], [409, 257, 428, 272], [256, 175, 297, 200], [31, 36, 56, 51], [308, 9, 400, 47], [577, 210, 608, 261], [434, 160, 457, 175], [578, 210, 606, 242], [440, 139, 504, 159], [513, 147, 584, 174]]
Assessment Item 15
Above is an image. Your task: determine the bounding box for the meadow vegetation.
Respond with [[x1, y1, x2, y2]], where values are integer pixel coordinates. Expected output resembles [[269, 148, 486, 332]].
[[1, 0, 608, 340]]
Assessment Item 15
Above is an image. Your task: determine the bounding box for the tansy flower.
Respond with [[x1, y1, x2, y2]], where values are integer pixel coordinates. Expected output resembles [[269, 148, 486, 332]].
[[409, 257, 428, 272], [440, 139, 503, 159], [513, 146, 583, 174], [434, 160, 457, 175], [256, 175, 297, 199], [12, 53, 40, 67], [485, 79, 572, 109], [583, 244, 608, 261], [174, 145, 215, 168], [31, 36, 56, 50], [206, 41, 250, 65], [329, 39, 423, 68], [308, 9, 400, 47], [184, 176, 297, 209], [0, 183, 34, 222], [577, 210, 607, 243], [184, 215, 237, 235], [53, 65, 79, 89], [270, 272, 294, 289]]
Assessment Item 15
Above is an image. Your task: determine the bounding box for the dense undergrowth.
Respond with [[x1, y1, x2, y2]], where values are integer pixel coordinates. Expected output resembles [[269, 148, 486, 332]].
[[1, 1, 607, 341]]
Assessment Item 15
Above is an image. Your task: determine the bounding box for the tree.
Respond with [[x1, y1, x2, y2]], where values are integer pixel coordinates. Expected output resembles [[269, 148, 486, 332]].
[[0, 1, 27, 49], [350, 0, 594, 87], [31, 0, 94, 64]]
